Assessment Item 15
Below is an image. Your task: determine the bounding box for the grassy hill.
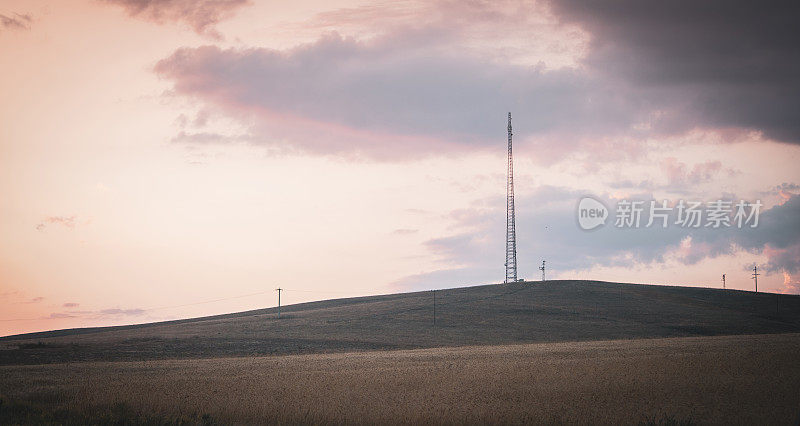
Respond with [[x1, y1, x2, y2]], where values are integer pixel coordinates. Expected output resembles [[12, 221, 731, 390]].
[[2, 280, 799, 365]]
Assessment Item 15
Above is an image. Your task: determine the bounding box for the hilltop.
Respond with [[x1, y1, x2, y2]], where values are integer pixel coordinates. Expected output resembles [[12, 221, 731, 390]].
[[2, 280, 799, 364]]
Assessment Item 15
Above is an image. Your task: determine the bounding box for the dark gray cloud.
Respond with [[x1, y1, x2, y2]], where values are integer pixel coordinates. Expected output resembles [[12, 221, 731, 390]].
[[724, 195, 800, 275], [551, 0, 800, 143], [155, 35, 650, 157], [764, 245, 800, 276], [408, 186, 682, 282], [397, 188, 800, 289], [0, 13, 32, 31], [777, 183, 800, 192], [101, 0, 249, 39], [155, 1, 800, 159]]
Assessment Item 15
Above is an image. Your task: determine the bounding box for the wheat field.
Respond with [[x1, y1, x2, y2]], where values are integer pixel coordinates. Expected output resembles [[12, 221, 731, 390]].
[[2, 332, 800, 424]]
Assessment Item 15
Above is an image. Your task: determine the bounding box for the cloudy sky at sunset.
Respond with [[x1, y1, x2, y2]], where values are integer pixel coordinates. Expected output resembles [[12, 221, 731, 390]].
[[2, 0, 799, 336]]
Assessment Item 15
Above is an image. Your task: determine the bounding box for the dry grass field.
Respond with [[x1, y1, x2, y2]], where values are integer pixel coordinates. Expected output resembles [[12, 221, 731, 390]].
[[2, 281, 800, 424], [2, 333, 800, 425]]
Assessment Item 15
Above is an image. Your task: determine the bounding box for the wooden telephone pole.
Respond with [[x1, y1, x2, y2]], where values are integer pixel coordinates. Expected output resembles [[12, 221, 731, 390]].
[[752, 266, 760, 293], [276, 288, 282, 318], [431, 290, 436, 327]]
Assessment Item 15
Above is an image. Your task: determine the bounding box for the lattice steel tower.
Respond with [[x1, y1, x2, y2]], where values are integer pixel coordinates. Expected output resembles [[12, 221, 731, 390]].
[[505, 112, 518, 283]]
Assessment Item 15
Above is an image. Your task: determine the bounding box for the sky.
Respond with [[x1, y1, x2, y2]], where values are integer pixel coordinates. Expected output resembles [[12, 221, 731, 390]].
[[1, 0, 799, 336]]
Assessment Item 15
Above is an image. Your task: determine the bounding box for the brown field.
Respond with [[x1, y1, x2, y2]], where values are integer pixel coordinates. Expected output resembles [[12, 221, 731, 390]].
[[2, 281, 800, 424], [2, 333, 800, 425]]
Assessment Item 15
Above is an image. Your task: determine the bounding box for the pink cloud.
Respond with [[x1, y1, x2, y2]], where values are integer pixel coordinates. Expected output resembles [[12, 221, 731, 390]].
[[392, 229, 418, 235], [151, 0, 800, 164], [660, 157, 723, 187], [779, 272, 800, 295], [35, 215, 77, 231], [101, 0, 249, 39], [774, 183, 800, 205], [675, 236, 718, 265], [0, 12, 32, 31], [154, 35, 654, 160]]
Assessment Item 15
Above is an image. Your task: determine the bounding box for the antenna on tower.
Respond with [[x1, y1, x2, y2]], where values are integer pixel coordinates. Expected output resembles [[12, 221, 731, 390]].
[[721, 273, 726, 289], [539, 260, 546, 281], [505, 112, 518, 283], [752, 266, 760, 293]]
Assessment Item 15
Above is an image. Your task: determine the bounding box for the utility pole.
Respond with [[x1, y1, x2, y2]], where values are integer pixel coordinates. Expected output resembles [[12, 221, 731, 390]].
[[505, 112, 518, 283], [276, 287, 282, 318], [539, 260, 546, 281], [432, 289, 436, 327], [722, 274, 726, 289], [752, 266, 759, 293]]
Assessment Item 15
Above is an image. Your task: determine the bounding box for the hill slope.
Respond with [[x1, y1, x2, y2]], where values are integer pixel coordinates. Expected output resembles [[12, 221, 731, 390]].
[[2, 280, 799, 364]]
